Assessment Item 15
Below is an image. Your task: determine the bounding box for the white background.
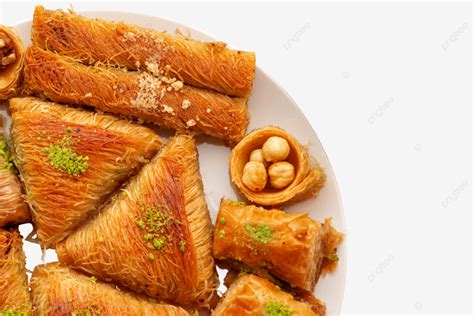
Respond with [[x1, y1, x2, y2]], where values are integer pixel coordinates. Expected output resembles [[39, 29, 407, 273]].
[[1, 1, 472, 314]]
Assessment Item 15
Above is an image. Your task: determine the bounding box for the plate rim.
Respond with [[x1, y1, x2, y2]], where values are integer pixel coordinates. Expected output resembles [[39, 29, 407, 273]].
[[10, 9, 347, 314]]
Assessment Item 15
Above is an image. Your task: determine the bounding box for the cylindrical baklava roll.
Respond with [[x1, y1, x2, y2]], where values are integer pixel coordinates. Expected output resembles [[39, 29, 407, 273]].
[[32, 6, 256, 98], [23, 46, 248, 144], [0, 25, 24, 100], [0, 121, 30, 228], [213, 199, 343, 292]]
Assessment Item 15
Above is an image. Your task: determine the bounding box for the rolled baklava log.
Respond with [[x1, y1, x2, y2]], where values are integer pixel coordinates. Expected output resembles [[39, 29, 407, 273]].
[[0, 25, 24, 100], [212, 273, 325, 316], [0, 121, 30, 227], [23, 46, 248, 144], [213, 199, 343, 292], [31, 263, 189, 316], [57, 134, 217, 308], [10, 97, 163, 248], [0, 229, 32, 315], [230, 126, 326, 206], [32, 6, 256, 98]]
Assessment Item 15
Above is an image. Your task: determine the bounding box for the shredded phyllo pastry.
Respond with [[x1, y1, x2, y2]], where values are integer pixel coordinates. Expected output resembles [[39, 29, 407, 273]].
[[57, 134, 217, 307], [0, 123, 30, 228], [0, 25, 24, 100], [212, 273, 325, 316], [9, 97, 163, 248], [0, 229, 32, 315], [32, 6, 256, 98], [23, 46, 249, 144], [230, 126, 326, 206], [30, 263, 189, 315], [213, 199, 343, 291]]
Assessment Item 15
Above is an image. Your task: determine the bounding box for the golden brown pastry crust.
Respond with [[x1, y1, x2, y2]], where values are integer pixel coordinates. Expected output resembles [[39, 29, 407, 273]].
[[31, 263, 189, 316], [0, 122, 30, 227], [212, 273, 320, 316], [213, 199, 343, 291], [23, 46, 248, 144], [32, 6, 256, 98], [57, 134, 217, 308], [230, 126, 326, 206], [0, 25, 24, 100], [9, 97, 163, 248], [0, 229, 31, 314]]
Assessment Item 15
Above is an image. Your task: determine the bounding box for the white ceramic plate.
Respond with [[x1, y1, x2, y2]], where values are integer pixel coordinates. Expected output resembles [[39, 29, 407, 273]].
[[1, 11, 346, 314]]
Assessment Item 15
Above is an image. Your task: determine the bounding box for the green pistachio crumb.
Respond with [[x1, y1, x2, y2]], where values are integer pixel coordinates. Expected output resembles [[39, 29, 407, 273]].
[[66, 126, 74, 132], [89, 276, 97, 284], [98, 236, 104, 242], [245, 224, 273, 243], [147, 253, 155, 260], [153, 238, 165, 250], [0, 136, 14, 171], [325, 252, 339, 262], [144, 233, 153, 240], [218, 229, 225, 238], [121, 191, 128, 198], [42, 134, 89, 176], [179, 240, 185, 252], [230, 200, 246, 206], [219, 217, 225, 225], [136, 219, 145, 229], [265, 302, 292, 316]]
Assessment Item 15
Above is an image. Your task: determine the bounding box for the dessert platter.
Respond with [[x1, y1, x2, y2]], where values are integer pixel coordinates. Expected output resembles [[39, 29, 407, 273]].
[[0, 6, 346, 315]]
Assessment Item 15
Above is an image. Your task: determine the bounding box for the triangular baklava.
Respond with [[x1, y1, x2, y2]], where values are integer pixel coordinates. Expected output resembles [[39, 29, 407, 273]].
[[57, 134, 217, 307], [9, 97, 163, 248], [31, 263, 189, 315], [0, 228, 32, 315]]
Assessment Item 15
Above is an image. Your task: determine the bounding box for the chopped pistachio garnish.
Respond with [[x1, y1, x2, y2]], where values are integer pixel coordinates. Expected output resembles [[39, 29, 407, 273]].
[[179, 240, 185, 252], [42, 134, 89, 176], [0, 308, 29, 316], [121, 191, 128, 198], [245, 224, 273, 243], [264, 302, 292, 316], [98, 236, 105, 242], [218, 229, 225, 238], [219, 217, 225, 225], [147, 253, 155, 260], [325, 252, 339, 262], [230, 200, 246, 206], [0, 136, 14, 171], [136, 205, 181, 257], [89, 276, 97, 284], [66, 126, 74, 133]]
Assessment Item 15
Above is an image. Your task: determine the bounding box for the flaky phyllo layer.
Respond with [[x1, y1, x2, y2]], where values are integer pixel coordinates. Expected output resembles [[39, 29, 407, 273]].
[[57, 134, 217, 307], [0, 229, 31, 314], [10, 97, 163, 248]]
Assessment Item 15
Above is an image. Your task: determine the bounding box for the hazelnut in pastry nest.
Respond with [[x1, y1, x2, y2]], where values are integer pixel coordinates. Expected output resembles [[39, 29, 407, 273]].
[[230, 126, 326, 206], [0, 26, 24, 100]]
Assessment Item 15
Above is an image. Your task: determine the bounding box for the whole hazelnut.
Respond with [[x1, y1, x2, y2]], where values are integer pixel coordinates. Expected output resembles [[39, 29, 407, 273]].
[[249, 149, 268, 167], [242, 161, 268, 192], [268, 161, 295, 189], [262, 136, 290, 162]]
